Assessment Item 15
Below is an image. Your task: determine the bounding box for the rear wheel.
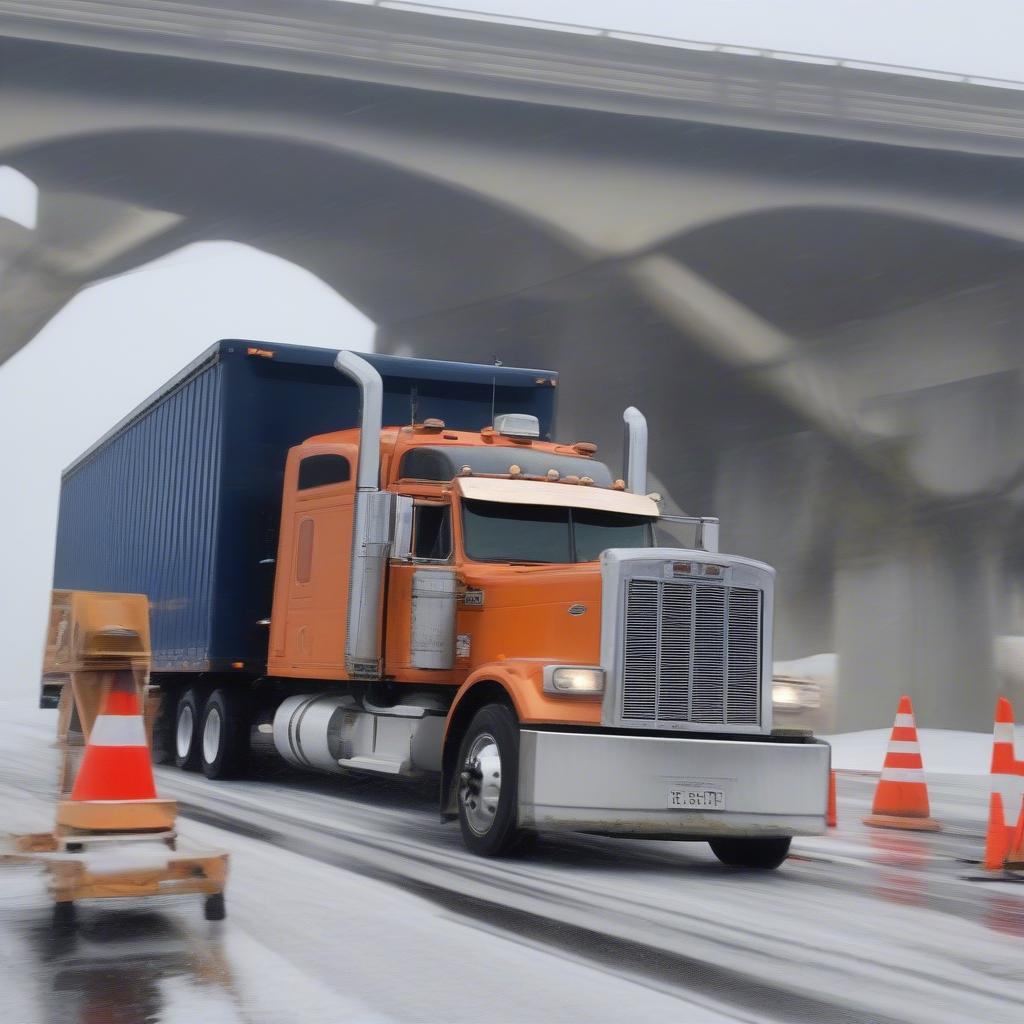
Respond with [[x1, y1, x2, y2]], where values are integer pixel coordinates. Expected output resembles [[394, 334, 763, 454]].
[[200, 688, 250, 779], [174, 688, 204, 771], [709, 836, 792, 870], [456, 703, 522, 857]]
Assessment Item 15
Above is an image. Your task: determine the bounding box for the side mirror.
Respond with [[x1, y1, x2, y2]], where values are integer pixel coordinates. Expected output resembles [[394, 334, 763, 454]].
[[391, 495, 414, 560]]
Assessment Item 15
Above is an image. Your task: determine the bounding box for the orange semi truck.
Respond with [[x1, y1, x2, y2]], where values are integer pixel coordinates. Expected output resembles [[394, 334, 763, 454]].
[[52, 341, 829, 865]]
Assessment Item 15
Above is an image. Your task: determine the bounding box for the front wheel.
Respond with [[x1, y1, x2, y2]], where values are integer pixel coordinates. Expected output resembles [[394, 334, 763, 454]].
[[709, 836, 792, 870], [456, 704, 522, 857]]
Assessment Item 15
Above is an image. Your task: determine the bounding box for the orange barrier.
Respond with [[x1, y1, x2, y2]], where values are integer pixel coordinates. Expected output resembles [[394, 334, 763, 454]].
[[827, 770, 837, 828], [56, 671, 176, 832], [864, 696, 941, 832]]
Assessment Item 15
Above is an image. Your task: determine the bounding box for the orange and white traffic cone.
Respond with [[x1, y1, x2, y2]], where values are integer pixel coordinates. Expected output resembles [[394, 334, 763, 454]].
[[864, 696, 941, 832], [985, 698, 1023, 870], [992, 697, 1020, 775], [984, 791, 1012, 870], [56, 671, 176, 832], [827, 770, 837, 828], [1005, 796, 1024, 871]]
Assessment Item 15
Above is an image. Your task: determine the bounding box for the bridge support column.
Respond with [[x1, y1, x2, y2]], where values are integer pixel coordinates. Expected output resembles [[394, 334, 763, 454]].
[[834, 506, 1002, 732]]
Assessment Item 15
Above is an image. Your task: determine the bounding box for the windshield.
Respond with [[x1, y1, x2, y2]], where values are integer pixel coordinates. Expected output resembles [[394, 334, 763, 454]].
[[461, 499, 654, 563], [401, 446, 613, 486]]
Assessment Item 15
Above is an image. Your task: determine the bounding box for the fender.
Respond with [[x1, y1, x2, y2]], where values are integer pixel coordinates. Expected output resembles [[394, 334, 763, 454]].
[[439, 660, 601, 820]]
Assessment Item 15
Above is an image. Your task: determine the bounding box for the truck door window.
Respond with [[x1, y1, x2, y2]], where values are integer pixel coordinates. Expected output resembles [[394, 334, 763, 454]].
[[412, 504, 452, 561]]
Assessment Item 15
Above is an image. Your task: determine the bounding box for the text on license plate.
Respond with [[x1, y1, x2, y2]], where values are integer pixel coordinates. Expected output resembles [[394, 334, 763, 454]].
[[668, 785, 726, 810]]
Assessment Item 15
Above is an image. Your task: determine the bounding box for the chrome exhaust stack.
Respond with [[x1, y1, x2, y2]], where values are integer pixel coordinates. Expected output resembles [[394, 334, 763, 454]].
[[622, 406, 648, 495], [334, 351, 393, 678]]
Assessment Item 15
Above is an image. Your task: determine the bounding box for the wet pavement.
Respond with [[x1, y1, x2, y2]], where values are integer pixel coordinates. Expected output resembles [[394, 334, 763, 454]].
[[2, 705, 1023, 1023]]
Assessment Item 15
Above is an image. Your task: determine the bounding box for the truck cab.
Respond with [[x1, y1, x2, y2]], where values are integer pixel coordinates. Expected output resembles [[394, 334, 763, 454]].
[[263, 353, 829, 862]]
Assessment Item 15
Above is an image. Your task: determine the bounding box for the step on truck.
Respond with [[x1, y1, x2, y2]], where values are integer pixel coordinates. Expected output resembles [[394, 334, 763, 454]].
[[51, 341, 829, 866]]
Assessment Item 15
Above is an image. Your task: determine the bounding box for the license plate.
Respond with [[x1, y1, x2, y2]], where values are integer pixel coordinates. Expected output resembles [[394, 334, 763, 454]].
[[668, 785, 726, 810]]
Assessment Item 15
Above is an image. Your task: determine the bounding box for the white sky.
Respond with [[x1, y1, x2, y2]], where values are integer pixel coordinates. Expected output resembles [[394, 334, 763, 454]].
[[0, 0, 1020, 699], [404, 0, 1024, 81], [0, 243, 372, 698]]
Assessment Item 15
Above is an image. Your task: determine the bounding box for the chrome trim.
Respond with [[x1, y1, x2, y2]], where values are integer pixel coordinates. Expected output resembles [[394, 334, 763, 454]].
[[622, 406, 648, 494], [410, 568, 458, 670], [600, 548, 775, 734], [459, 732, 503, 835], [391, 495, 414, 560], [334, 350, 389, 677], [518, 729, 829, 837], [334, 350, 383, 492], [659, 514, 720, 553]]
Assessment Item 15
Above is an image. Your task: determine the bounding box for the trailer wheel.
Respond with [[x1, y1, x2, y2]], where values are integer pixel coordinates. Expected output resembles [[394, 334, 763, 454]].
[[456, 703, 522, 857], [709, 836, 792, 870], [174, 689, 204, 771], [200, 689, 250, 780], [204, 892, 226, 921]]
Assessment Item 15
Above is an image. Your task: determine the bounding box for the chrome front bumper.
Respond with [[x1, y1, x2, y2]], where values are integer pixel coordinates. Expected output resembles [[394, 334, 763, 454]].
[[518, 729, 830, 838]]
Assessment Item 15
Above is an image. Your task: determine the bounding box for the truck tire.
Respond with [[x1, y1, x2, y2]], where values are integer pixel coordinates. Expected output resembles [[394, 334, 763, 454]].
[[709, 836, 792, 870], [456, 703, 522, 857], [174, 688, 204, 771], [200, 688, 250, 780]]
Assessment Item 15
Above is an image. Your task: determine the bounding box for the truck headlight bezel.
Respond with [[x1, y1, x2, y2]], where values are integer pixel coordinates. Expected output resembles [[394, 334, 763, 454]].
[[543, 665, 605, 697]]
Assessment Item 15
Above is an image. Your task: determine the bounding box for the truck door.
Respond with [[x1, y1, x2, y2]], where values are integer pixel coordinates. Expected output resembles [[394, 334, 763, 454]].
[[268, 445, 357, 679], [384, 499, 459, 679]]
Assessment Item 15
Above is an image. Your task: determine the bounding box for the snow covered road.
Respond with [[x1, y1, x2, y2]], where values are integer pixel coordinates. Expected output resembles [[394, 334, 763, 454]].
[[2, 704, 1023, 1023]]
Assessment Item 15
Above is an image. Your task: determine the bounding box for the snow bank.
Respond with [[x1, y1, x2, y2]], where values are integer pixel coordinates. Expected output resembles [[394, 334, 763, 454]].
[[824, 727, 999, 775]]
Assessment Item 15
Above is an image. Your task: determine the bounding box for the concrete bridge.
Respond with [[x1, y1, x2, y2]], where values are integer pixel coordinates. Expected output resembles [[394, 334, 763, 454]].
[[3, 0, 1024, 729]]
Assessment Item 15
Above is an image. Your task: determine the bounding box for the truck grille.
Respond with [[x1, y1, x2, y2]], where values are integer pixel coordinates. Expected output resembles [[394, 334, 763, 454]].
[[621, 578, 761, 726]]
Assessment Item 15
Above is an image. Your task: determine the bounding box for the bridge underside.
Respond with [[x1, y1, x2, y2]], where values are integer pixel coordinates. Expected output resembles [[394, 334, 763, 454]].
[[4, 13, 1024, 729]]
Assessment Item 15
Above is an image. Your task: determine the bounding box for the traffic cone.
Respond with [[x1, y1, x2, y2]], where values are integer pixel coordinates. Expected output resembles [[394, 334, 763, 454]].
[[1005, 796, 1024, 871], [991, 697, 1019, 775], [827, 770, 837, 828], [56, 671, 176, 832], [864, 696, 941, 832], [984, 791, 1012, 870]]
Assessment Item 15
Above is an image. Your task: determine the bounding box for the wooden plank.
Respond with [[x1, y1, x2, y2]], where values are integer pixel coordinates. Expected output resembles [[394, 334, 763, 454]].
[[56, 799, 177, 832]]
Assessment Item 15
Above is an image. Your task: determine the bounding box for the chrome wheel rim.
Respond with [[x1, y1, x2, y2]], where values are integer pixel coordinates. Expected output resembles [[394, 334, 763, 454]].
[[176, 703, 194, 760], [202, 706, 222, 766], [459, 732, 502, 836]]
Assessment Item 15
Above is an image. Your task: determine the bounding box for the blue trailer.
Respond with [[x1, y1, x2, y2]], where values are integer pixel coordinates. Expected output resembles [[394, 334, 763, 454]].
[[53, 341, 558, 675]]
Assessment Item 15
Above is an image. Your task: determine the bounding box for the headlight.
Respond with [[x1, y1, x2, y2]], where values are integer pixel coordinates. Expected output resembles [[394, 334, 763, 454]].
[[544, 666, 605, 696], [772, 679, 821, 710]]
